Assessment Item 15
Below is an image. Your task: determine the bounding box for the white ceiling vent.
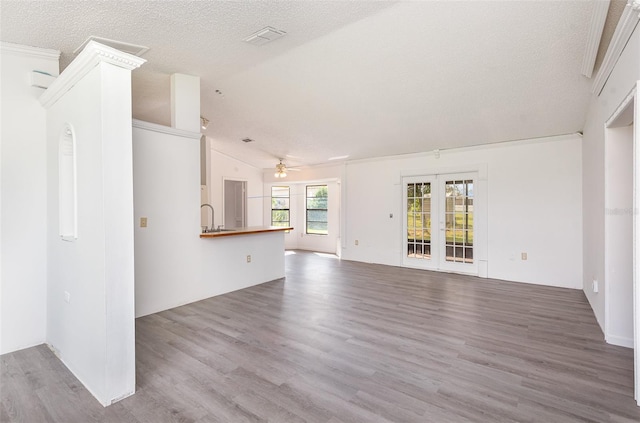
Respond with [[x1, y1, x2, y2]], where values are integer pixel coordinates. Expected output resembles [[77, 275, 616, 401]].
[[243, 27, 286, 46], [73, 36, 149, 56]]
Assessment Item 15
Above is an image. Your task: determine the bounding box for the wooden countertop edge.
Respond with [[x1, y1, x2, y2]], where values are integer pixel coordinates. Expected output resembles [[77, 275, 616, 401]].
[[199, 226, 294, 238]]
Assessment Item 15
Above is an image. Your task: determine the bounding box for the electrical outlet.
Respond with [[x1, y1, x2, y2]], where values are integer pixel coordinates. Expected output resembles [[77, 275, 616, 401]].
[[64, 291, 70, 303], [355, 240, 359, 246], [140, 217, 148, 228], [246, 255, 251, 263], [593, 279, 599, 293], [521, 252, 527, 260]]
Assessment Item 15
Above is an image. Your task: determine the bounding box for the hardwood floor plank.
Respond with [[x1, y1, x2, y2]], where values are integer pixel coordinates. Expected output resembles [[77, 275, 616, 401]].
[[1, 250, 639, 422], [234, 389, 306, 423], [0, 353, 52, 423], [515, 388, 610, 423], [283, 375, 393, 423]]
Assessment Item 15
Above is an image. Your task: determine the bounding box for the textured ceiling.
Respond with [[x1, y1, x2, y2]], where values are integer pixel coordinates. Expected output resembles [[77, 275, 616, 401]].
[[1, 1, 604, 169]]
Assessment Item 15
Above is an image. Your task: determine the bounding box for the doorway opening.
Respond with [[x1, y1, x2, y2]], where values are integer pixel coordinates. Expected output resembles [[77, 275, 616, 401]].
[[605, 115, 634, 348], [223, 179, 247, 229], [604, 85, 638, 405]]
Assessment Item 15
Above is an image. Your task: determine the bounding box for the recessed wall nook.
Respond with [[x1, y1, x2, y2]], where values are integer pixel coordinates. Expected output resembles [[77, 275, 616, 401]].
[[58, 123, 77, 241]]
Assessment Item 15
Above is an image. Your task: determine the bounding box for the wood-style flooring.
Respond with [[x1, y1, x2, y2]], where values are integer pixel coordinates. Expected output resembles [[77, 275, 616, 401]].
[[2, 250, 639, 422]]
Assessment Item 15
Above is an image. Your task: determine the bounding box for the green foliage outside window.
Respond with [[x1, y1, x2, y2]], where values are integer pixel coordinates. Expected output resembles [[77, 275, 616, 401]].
[[271, 186, 290, 227], [306, 185, 328, 235]]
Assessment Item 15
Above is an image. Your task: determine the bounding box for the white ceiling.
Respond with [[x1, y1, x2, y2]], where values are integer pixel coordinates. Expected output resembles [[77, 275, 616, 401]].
[[1, 1, 608, 170]]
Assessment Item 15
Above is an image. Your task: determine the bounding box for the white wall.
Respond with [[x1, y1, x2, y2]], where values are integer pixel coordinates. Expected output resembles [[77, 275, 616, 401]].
[[134, 122, 286, 318], [133, 122, 201, 315], [0, 43, 59, 354], [45, 56, 137, 406], [583, 26, 640, 334], [341, 135, 583, 289], [582, 21, 640, 404], [208, 148, 264, 228]]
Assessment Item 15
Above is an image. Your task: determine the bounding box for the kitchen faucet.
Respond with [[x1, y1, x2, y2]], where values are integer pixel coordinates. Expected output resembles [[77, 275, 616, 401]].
[[200, 204, 214, 233]]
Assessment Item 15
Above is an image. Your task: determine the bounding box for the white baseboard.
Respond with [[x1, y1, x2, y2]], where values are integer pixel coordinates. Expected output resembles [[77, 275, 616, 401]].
[[605, 334, 634, 348]]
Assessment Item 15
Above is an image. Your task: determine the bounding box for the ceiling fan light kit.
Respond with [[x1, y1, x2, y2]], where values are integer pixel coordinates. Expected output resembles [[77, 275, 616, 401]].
[[274, 159, 287, 178]]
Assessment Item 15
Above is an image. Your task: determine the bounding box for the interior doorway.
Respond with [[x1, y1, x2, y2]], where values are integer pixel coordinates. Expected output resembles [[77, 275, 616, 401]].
[[604, 85, 638, 405], [223, 179, 247, 229], [605, 122, 633, 348]]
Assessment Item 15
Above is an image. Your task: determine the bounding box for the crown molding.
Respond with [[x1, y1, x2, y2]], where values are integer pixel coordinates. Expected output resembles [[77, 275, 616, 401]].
[[592, 0, 640, 94], [345, 133, 582, 167], [581, 0, 610, 78], [39, 41, 146, 109], [0, 41, 60, 60], [132, 119, 201, 140]]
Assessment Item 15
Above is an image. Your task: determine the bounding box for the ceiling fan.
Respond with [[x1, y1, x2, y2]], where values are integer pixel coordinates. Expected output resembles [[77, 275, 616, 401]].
[[274, 159, 301, 178]]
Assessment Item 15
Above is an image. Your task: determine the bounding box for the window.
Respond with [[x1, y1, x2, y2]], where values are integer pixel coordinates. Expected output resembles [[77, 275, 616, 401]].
[[271, 186, 290, 227], [306, 185, 328, 235]]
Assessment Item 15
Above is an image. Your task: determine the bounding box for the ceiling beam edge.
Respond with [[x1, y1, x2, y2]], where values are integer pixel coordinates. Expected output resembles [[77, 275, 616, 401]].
[[592, 0, 640, 95], [581, 0, 610, 78]]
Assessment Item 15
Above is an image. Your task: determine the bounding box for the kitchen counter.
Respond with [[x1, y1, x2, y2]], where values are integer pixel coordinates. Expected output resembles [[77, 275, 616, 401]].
[[199, 226, 293, 238]]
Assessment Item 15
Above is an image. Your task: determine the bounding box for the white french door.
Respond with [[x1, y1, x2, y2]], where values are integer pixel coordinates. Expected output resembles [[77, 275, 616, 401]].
[[403, 172, 478, 275]]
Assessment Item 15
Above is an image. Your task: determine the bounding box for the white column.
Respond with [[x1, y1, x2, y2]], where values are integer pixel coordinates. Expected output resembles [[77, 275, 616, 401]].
[[40, 41, 145, 406], [170, 73, 200, 133]]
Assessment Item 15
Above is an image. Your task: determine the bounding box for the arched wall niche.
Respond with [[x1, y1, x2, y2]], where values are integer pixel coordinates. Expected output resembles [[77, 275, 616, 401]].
[[59, 123, 77, 241]]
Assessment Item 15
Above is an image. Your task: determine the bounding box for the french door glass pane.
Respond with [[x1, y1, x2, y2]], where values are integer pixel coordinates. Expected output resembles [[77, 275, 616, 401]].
[[444, 179, 473, 264], [406, 182, 431, 259]]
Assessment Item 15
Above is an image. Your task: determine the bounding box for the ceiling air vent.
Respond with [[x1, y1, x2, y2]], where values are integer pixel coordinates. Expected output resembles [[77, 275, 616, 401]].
[[73, 36, 149, 56], [243, 26, 286, 46]]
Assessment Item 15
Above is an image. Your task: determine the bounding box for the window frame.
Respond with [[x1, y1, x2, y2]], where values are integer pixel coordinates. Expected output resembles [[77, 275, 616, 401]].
[[305, 184, 328, 235], [271, 186, 290, 228]]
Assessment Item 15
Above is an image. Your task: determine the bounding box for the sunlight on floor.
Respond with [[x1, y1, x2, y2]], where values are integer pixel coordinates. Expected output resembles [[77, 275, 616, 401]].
[[313, 252, 339, 259], [285, 250, 339, 259]]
